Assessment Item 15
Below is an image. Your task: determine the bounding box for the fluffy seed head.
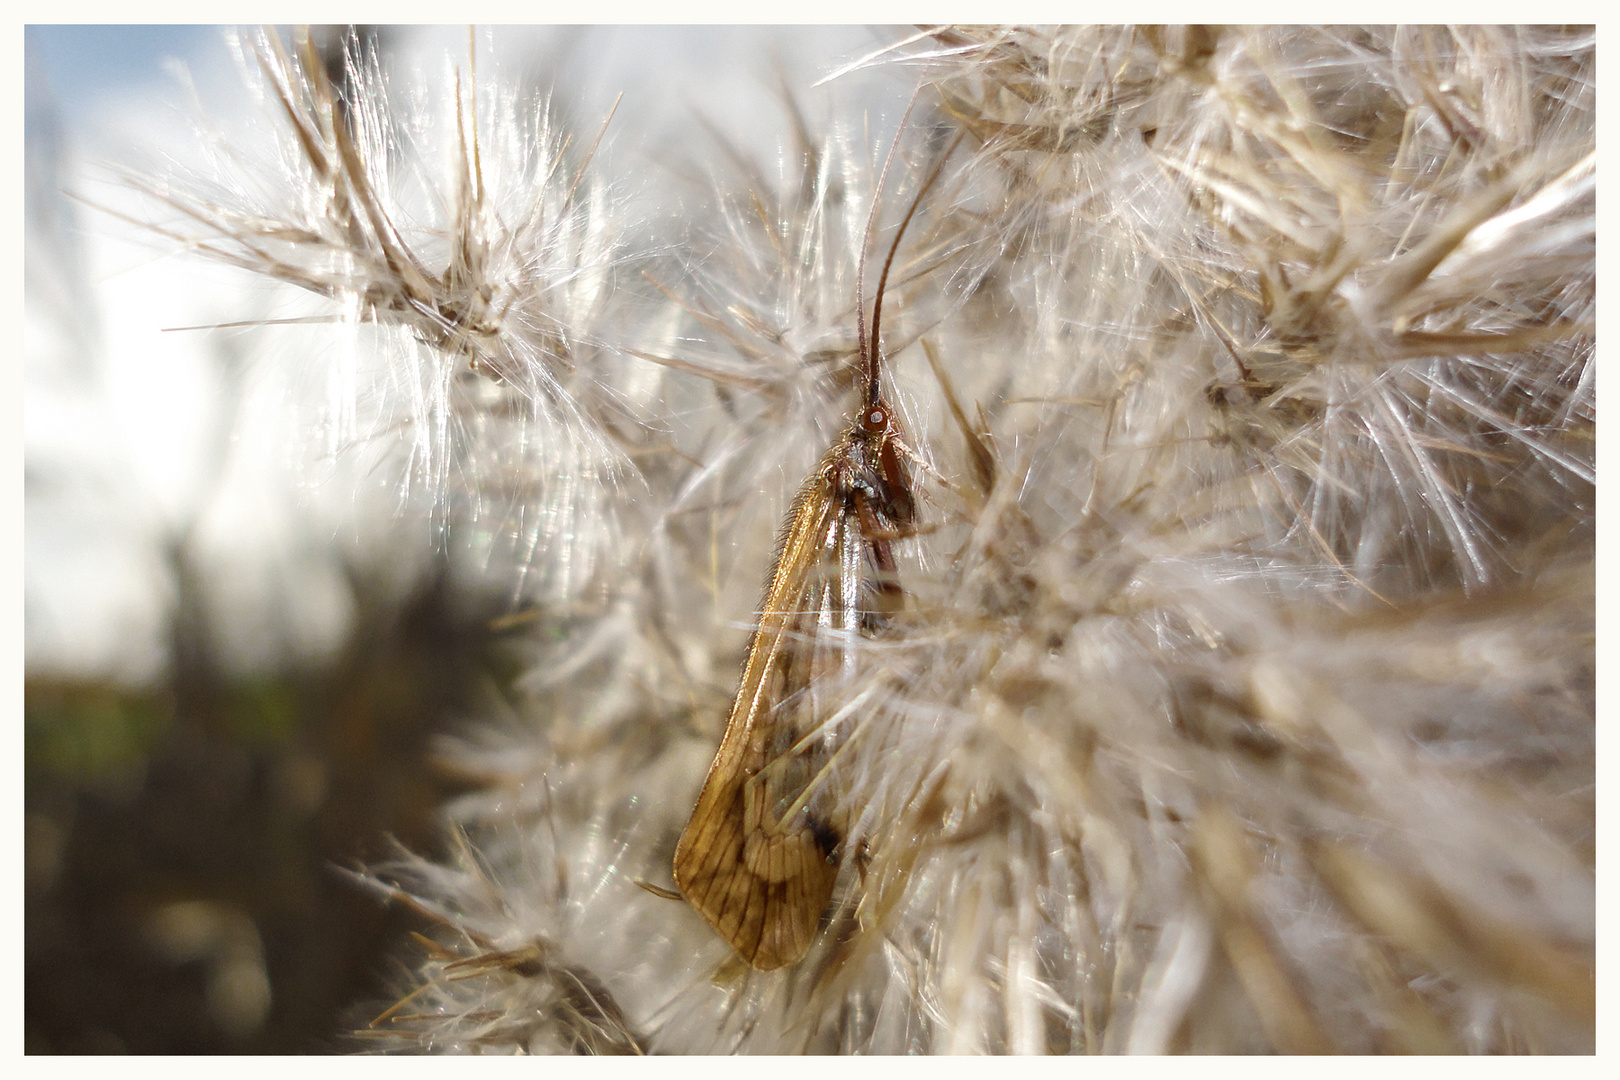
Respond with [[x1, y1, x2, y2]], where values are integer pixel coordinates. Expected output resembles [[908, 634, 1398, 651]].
[[148, 26, 1593, 1054]]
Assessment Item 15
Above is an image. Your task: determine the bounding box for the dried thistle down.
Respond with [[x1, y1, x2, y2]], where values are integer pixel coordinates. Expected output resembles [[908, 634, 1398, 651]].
[[130, 27, 646, 605], [146, 26, 1592, 1053]]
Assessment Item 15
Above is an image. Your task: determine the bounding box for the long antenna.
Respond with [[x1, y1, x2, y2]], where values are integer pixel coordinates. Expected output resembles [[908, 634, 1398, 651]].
[[855, 88, 924, 404], [866, 128, 964, 407]]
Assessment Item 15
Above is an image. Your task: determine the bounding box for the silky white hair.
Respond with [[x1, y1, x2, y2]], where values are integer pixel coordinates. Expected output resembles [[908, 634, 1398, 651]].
[[144, 26, 1593, 1053]]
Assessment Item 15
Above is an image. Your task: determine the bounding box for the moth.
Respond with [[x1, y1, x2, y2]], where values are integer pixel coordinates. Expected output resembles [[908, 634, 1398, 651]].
[[673, 121, 956, 970]]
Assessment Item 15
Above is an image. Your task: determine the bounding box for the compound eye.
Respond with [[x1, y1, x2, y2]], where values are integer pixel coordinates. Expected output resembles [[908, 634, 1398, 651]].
[[863, 403, 889, 432]]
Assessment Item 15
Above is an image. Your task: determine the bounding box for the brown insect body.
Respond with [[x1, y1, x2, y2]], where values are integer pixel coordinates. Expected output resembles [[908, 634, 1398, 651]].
[[673, 401, 914, 970], [674, 107, 953, 970]]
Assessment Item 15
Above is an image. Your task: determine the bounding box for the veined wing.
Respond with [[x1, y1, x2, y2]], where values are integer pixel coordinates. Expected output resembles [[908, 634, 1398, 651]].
[[673, 429, 900, 970]]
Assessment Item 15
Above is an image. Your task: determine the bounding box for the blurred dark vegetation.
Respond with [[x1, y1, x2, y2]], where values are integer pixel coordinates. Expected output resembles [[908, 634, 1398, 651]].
[[25, 559, 508, 1053], [22, 26, 504, 1053]]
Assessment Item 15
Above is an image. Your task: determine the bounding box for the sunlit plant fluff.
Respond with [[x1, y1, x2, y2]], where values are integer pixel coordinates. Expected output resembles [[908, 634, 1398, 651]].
[[135, 27, 644, 604], [158, 26, 1591, 1053]]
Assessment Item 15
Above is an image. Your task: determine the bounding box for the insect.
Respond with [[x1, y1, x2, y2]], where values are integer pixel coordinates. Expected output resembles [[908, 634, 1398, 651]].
[[672, 116, 958, 971]]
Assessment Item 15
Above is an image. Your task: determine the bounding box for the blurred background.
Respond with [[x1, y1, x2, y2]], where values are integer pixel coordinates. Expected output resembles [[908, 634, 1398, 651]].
[[22, 23, 883, 1052], [27, 25, 490, 1053]]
